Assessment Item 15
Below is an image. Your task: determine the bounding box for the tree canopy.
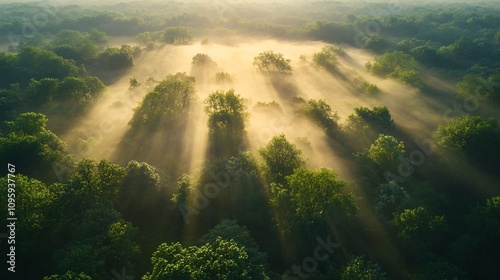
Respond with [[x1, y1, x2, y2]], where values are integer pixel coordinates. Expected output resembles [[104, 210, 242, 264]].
[[130, 73, 196, 129], [204, 89, 248, 136], [366, 51, 423, 87], [143, 237, 270, 280], [259, 134, 306, 184], [286, 168, 357, 224], [0, 112, 72, 182], [434, 115, 500, 167], [253, 51, 292, 75]]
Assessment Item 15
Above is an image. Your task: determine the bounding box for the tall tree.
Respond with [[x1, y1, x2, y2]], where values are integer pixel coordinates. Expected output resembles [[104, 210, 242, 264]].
[[259, 134, 306, 184], [253, 51, 292, 75], [130, 73, 196, 129], [0, 112, 73, 182]]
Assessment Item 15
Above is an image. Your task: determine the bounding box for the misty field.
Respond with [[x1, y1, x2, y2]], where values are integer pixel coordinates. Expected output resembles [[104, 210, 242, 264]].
[[1, 1, 500, 280]]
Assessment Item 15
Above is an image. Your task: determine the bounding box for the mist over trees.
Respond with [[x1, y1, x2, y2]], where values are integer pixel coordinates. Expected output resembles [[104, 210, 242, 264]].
[[1, 1, 500, 280]]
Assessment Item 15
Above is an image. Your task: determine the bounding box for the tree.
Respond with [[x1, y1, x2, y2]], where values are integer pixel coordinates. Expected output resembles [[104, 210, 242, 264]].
[[143, 237, 270, 280], [410, 259, 465, 280], [312, 45, 345, 70], [118, 160, 166, 225], [10, 46, 80, 86], [434, 115, 500, 167], [44, 271, 92, 280], [286, 168, 357, 225], [452, 196, 500, 279], [87, 28, 108, 45], [392, 207, 447, 245], [49, 29, 98, 63], [130, 73, 196, 129], [97, 45, 134, 70], [55, 206, 140, 280], [0, 112, 72, 182], [366, 51, 423, 87], [204, 89, 248, 156], [215, 72, 233, 83], [343, 106, 394, 149], [457, 73, 499, 103], [362, 36, 391, 53], [259, 134, 306, 184], [192, 53, 217, 67], [171, 173, 190, 207], [355, 81, 379, 95], [204, 89, 248, 143], [197, 219, 270, 275], [129, 77, 140, 89], [66, 159, 125, 210], [303, 99, 340, 137], [341, 256, 387, 280], [0, 84, 22, 121], [163, 26, 192, 44], [0, 175, 57, 276], [253, 51, 292, 75], [27, 78, 58, 106], [354, 134, 407, 182], [375, 181, 409, 216], [55, 76, 105, 105]]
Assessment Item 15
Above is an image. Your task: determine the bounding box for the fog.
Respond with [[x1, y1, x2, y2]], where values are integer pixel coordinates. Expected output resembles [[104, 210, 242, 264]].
[[59, 36, 454, 182]]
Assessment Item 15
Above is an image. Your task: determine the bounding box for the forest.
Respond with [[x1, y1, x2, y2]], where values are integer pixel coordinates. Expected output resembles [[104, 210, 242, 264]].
[[0, 0, 499, 279]]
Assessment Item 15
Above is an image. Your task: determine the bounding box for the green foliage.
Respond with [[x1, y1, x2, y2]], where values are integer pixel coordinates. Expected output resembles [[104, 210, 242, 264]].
[[163, 26, 192, 44], [49, 30, 99, 63], [204, 89, 248, 135], [88, 28, 108, 45], [0, 175, 56, 256], [0, 47, 80, 88], [375, 181, 409, 215], [457, 73, 499, 103], [344, 106, 394, 149], [354, 134, 406, 181], [198, 220, 258, 248], [129, 77, 141, 89], [259, 134, 306, 184], [55, 76, 105, 104], [410, 259, 465, 280], [130, 73, 196, 129], [97, 45, 135, 70], [119, 160, 166, 224], [341, 256, 387, 280], [192, 53, 217, 66], [392, 207, 448, 243], [312, 45, 345, 70], [0, 112, 72, 182], [0, 84, 21, 121], [253, 101, 282, 113], [171, 173, 190, 207], [355, 81, 379, 95], [303, 99, 340, 136], [215, 72, 233, 83], [67, 159, 125, 208], [26, 76, 105, 115], [143, 237, 270, 280], [434, 115, 500, 166], [286, 168, 357, 224], [253, 51, 292, 75], [361, 36, 391, 53], [437, 36, 484, 68], [44, 271, 92, 280], [196, 219, 271, 275], [366, 51, 423, 87], [452, 196, 500, 279], [55, 205, 140, 280]]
